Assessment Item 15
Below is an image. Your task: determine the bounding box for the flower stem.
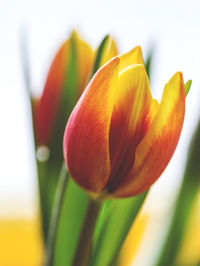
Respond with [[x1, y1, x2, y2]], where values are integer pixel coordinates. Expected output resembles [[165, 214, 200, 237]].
[[72, 198, 102, 266], [44, 162, 69, 266]]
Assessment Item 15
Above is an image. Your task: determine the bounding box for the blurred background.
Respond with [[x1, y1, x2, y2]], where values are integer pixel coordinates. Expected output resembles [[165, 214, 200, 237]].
[[0, 0, 200, 265]]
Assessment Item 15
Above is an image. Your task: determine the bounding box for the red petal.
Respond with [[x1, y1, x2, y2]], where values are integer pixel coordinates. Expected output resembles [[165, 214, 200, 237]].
[[63, 57, 120, 193]]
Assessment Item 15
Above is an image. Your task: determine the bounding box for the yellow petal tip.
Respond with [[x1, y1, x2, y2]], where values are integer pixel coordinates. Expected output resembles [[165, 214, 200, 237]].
[[133, 45, 142, 53], [109, 56, 120, 65], [175, 71, 183, 79], [119, 46, 144, 73]]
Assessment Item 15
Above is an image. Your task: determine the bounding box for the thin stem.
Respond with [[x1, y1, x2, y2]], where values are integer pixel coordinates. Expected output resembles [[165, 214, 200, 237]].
[[44, 162, 69, 266], [72, 198, 102, 266]]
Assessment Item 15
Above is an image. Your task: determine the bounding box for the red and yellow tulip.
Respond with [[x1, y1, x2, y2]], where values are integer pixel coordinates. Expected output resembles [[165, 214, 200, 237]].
[[33, 32, 94, 146], [63, 47, 185, 198]]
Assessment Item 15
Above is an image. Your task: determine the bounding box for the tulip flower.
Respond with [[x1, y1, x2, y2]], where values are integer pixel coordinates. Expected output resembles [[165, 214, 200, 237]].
[[63, 46, 185, 198], [33, 32, 94, 146]]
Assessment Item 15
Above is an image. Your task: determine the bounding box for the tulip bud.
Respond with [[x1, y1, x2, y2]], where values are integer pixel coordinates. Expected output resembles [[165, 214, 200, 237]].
[[33, 32, 94, 148], [63, 47, 185, 199]]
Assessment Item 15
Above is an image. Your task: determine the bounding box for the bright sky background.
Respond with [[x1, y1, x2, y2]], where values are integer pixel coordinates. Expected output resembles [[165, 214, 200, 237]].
[[0, 0, 199, 224]]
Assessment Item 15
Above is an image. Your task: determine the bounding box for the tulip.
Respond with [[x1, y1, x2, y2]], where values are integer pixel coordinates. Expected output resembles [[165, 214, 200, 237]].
[[33, 32, 94, 146], [63, 46, 185, 198]]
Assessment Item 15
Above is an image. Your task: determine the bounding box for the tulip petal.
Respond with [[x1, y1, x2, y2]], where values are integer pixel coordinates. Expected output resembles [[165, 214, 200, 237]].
[[119, 46, 144, 74], [63, 57, 120, 193], [107, 65, 157, 191], [114, 72, 185, 197]]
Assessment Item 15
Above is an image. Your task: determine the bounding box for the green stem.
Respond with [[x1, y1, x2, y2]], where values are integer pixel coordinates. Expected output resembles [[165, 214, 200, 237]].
[[72, 198, 102, 266], [44, 162, 69, 266]]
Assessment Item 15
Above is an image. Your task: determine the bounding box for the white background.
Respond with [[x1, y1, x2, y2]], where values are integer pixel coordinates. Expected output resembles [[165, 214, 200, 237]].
[[0, 0, 199, 222]]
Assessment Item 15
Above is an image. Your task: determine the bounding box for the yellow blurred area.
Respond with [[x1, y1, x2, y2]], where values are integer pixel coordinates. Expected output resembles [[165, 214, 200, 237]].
[[0, 217, 43, 266], [176, 191, 200, 266], [118, 212, 148, 266], [0, 192, 199, 266]]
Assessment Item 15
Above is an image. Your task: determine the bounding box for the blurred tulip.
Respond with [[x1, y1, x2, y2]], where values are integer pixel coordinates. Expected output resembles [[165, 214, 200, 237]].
[[33, 32, 94, 147], [63, 47, 185, 199]]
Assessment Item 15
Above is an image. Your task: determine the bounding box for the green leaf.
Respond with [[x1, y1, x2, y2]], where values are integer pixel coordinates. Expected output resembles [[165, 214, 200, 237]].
[[90, 35, 110, 77], [36, 159, 50, 242], [185, 79, 192, 96], [54, 179, 89, 266], [90, 192, 147, 266], [93, 199, 113, 245], [145, 46, 155, 82], [155, 121, 200, 266]]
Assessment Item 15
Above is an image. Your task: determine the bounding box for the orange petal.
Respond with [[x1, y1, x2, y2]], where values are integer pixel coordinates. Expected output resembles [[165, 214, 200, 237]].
[[63, 57, 120, 193], [100, 36, 118, 67], [114, 72, 185, 197], [107, 65, 156, 191]]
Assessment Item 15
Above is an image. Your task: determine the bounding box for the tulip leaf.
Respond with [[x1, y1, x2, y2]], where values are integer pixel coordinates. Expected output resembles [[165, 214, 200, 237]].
[[91, 35, 110, 76], [54, 179, 89, 266], [145, 46, 155, 82], [90, 192, 147, 266], [155, 121, 200, 266], [36, 159, 51, 241], [185, 79, 192, 96], [93, 199, 113, 244]]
